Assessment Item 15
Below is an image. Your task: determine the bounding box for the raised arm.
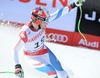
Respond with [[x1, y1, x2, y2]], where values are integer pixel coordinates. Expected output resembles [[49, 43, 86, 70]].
[[47, 0, 85, 23]]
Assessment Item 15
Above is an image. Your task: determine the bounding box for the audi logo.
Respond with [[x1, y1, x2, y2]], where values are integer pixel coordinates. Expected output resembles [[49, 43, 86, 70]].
[[46, 33, 68, 43]]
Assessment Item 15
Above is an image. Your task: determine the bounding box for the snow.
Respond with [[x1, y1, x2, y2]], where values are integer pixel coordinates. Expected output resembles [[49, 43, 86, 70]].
[[0, 24, 100, 78]]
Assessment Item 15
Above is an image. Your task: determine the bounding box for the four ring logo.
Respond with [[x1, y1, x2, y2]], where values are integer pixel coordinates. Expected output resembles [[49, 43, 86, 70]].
[[47, 33, 68, 43]]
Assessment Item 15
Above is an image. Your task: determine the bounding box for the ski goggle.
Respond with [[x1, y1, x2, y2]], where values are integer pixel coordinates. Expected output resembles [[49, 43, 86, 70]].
[[32, 13, 46, 21], [31, 13, 48, 25]]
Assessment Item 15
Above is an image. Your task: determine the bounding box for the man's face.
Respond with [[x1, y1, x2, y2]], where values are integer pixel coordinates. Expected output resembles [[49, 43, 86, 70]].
[[32, 19, 48, 30]]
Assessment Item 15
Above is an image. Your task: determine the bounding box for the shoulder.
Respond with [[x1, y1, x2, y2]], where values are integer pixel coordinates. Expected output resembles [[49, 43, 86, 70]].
[[19, 27, 28, 43], [21, 25, 29, 31], [21, 20, 32, 31]]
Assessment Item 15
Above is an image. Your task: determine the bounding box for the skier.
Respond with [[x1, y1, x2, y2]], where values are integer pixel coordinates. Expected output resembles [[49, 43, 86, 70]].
[[13, 0, 84, 78]]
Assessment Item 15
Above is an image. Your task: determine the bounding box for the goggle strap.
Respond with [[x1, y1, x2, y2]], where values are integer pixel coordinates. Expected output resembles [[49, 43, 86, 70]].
[[32, 13, 46, 21]]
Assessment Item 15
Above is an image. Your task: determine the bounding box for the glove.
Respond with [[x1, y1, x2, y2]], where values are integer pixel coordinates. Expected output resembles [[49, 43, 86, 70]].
[[15, 64, 24, 78], [75, 0, 85, 6]]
